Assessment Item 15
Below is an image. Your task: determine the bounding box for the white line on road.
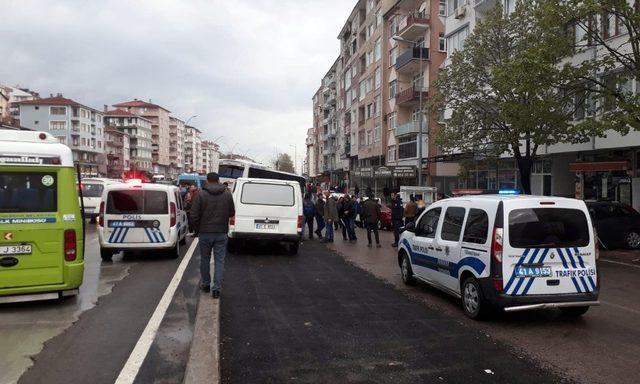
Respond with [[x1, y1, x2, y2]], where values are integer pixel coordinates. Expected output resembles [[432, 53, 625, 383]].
[[600, 300, 640, 316], [600, 258, 640, 270], [115, 238, 200, 384]]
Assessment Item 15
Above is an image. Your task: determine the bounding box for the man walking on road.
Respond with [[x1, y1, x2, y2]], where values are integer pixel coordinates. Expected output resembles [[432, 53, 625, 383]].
[[342, 194, 357, 241], [302, 193, 316, 239], [361, 194, 381, 248], [390, 192, 403, 247], [322, 191, 338, 243], [315, 193, 325, 238], [190, 172, 235, 299]]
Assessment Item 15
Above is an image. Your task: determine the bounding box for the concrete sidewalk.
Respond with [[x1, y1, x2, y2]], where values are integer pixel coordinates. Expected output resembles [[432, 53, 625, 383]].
[[184, 293, 220, 384]]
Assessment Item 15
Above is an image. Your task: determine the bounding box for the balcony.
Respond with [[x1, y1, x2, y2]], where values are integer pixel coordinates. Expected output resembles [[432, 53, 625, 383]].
[[396, 13, 430, 41], [395, 121, 422, 137], [395, 47, 430, 74], [395, 86, 429, 106]]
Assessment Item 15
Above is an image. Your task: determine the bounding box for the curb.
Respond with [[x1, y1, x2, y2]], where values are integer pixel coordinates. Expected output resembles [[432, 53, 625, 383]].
[[183, 293, 220, 384]]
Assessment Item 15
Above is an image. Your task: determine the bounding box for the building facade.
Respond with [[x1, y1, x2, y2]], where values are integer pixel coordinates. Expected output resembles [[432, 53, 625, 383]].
[[169, 116, 185, 178], [305, 127, 317, 178], [104, 126, 130, 178], [103, 109, 153, 173], [184, 125, 202, 173], [201, 140, 220, 174], [113, 99, 171, 175], [0, 88, 8, 120], [18, 95, 105, 175]]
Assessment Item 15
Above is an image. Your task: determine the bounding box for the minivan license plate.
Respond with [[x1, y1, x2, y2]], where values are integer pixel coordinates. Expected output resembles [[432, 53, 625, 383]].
[[0, 244, 32, 255], [255, 223, 278, 230], [515, 266, 552, 278]]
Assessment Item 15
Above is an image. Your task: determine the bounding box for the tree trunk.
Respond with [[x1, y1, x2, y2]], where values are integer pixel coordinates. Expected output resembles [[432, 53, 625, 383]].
[[516, 156, 534, 195]]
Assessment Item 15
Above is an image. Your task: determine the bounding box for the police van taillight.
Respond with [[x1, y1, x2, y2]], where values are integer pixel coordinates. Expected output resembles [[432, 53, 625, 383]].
[[491, 227, 503, 264], [170, 202, 176, 227], [98, 201, 105, 227], [64, 229, 77, 261], [297, 215, 303, 231], [491, 202, 504, 292]]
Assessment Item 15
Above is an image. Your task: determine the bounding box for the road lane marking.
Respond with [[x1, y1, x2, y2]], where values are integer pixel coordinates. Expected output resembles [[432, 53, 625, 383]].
[[600, 300, 640, 316], [115, 238, 199, 384], [600, 259, 640, 270]]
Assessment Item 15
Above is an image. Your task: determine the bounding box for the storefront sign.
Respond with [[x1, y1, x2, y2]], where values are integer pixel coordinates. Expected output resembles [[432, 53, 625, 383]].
[[376, 166, 392, 177], [393, 166, 416, 178], [569, 161, 628, 172], [360, 167, 373, 177]]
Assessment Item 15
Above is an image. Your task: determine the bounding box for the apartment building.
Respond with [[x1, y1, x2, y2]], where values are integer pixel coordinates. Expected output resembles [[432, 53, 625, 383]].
[[18, 95, 105, 175], [312, 59, 341, 184], [104, 126, 130, 178], [113, 99, 171, 175], [201, 140, 220, 174], [184, 125, 202, 173], [103, 109, 153, 173], [168, 116, 185, 178], [305, 127, 317, 178], [0, 86, 39, 121], [0, 88, 8, 120]]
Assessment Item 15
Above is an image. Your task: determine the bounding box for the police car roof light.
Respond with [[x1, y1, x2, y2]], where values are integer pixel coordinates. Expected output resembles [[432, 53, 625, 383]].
[[498, 189, 519, 195]]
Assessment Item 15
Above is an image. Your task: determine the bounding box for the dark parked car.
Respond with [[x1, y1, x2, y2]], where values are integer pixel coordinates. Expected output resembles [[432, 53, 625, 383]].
[[586, 201, 640, 249]]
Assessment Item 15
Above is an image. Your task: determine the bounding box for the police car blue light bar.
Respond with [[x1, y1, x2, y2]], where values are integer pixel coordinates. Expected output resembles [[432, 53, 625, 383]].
[[498, 189, 520, 195]]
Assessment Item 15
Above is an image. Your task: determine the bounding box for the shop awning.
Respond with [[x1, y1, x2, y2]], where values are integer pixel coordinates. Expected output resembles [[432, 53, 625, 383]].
[[569, 161, 628, 172]]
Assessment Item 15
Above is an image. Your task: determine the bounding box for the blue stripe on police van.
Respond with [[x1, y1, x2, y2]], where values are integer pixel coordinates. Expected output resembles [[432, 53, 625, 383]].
[[503, 248, 530, 294], [157, 231, 166, 243], [566, 248, 591, 292], [510, 248, 540, 295], [143, 227, 156, 243], [520, 248, 550, 296], [118, 228, 129, 243], [400, 239, 486, 278], [109, 228, 120, 243], [573, 247, 596, 291], [152, 229, 162, 243], [557, 248, 582, 293]]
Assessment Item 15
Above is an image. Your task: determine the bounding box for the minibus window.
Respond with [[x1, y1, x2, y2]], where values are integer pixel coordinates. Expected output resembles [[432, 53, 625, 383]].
[[82, 183, 104, 198], [509, 208, 589, 248], [463, 209, 489, 244], [241, 183, 294, 207], [218, 165, 245, 179], [107, 190, 168, 214], [0, 172, 57, 212]]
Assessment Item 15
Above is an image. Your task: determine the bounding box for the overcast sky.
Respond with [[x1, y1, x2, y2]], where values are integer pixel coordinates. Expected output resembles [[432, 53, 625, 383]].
[[0, 0, 353, 166]]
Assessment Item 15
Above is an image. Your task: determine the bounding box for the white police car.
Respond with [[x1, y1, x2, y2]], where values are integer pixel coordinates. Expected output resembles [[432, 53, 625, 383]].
[[398, 194, 599, 319], [97, 180, 188, 261]]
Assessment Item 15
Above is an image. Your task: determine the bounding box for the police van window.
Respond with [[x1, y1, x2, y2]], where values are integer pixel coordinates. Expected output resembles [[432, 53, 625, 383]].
[[509, 208, 589, 248], [241, 183, 294, 206], [107, 190, 168, 214], [0, 172, 57, 212], [82, 183, 103, 198], [462, 208, 489, 244], [418, 207, 441, 238], [441, 207, 466, 241]]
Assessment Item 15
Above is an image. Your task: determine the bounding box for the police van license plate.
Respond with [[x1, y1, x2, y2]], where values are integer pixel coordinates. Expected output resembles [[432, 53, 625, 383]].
[[255, 223, 278, 230], [0, 244, 32, 255], [515, 266, 552, 278]]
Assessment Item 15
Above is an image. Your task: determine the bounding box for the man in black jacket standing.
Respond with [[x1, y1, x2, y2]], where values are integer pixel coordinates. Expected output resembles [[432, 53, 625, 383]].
[[190, 172, 235, 299], [390, 192, 403, 247]]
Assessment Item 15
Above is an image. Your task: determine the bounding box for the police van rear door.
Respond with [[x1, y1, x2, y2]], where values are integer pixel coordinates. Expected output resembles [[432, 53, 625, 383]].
[[502, 198, 596, 296], [105, 188, 168, 244]]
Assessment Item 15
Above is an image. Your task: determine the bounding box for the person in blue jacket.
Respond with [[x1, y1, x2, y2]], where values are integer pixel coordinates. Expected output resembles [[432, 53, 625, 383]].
[[302, 193, 316, 239]]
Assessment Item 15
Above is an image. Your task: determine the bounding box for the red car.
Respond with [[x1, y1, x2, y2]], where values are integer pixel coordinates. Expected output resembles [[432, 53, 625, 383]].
[[355, 197, 393, 230]]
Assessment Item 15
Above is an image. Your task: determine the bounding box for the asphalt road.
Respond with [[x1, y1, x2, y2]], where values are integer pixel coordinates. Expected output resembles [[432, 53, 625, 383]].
[[220, 240, 567, 384], [0, 225, 200, 384]]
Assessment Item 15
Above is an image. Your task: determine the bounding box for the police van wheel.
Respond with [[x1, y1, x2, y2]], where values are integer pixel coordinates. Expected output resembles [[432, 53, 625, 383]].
[[462, 278, 490, 320], [560, 306, 590, 317], [100, 248, 113, 262], [401, 253, 416, 286]]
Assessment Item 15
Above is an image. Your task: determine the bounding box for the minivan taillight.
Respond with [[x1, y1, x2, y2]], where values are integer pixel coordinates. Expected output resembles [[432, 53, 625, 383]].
[[491, 227, 503, 264], [64, 229, 77, 261], [297, 215, 303, 231], [98, 201, 105, 227], [229, 216, 235, 226], [170, 202, 176, 227]]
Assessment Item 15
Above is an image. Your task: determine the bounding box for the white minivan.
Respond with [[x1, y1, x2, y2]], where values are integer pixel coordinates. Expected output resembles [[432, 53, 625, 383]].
[[398, 194, 599, 319], [79, 178, 121, 222], [97, 181, 188, 261], [229, 178, 303, 255]]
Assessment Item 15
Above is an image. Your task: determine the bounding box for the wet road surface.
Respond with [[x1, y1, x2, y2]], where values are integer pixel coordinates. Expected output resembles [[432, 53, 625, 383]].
[[220, 240, 566, 384]]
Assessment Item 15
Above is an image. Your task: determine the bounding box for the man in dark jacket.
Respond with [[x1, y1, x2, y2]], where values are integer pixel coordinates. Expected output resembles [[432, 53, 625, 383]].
[[390, 192, 404, 247], [315, 193, 325, 238], [190, 172, 235, 299], [342, 194, 357, 241], [302, 193, 316, 239], [361, 194, 381, 248]]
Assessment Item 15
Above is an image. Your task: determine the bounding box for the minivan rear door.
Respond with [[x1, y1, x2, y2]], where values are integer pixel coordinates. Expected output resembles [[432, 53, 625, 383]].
[[236, 181, 298, 235], [503, 199, 597, 296]]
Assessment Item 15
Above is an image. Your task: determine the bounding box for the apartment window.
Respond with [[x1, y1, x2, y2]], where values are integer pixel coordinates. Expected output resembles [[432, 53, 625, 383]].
[[413, 72, 424, 90], [398, 135, 417, 159], [439, 0, 447, 16], [366, 77, 373, 93], [359, 131, 365, 148], [57, 136, 66, 145], [447, 26, 469, 54], [412, 107, 422, 122], [375, 38, 381, 61], [376, 9, 382, 27], [390, 16, 399, 36], [388, 112, 397, 131], [374, 95, 381, 118], [439, 33, 446, 52], [389, 80, 397, 99], [50, 106, 67, 115], [366, 130, 373, 145], [49, 121, 67, 130], [367, 103, 374, 119], [374, 122, 381, 142], [345, 70, 352, 89], [375, 67, 381, 90], [81, 138, 86, 146], [351, 65, 357, 77], [368, 23, 375, 40], [388, 145, 396, 162], [603, 13, 621, 39], [360, 80, 367, 101], [389, 47, 398, 67]]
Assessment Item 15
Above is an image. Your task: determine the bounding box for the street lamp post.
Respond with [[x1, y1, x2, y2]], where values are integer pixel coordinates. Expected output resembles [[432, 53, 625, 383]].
[[392, 35, 425, 187]]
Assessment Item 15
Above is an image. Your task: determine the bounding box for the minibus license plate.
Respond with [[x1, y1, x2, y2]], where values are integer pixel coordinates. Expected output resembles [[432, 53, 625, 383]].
[[515, 266, 552, 278], [255, 223, 278, 230], [0, 244, 32, 255]]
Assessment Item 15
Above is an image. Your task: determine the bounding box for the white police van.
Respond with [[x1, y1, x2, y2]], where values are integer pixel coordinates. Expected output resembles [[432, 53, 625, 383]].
[[97, 180, 188, 261], [398, 194, 599, 319]]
